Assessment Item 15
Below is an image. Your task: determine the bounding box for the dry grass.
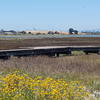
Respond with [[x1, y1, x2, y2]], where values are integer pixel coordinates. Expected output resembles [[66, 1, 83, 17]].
[[0, 55, 100, 76], [0, 55, 100, 91]]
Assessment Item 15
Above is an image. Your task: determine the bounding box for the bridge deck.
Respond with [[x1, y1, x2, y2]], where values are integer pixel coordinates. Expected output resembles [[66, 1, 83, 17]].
[[0, 46, 100, 58]]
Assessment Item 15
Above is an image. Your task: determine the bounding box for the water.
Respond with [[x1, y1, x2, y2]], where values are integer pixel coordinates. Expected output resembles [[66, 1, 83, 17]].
[[0, 34, 100, 39]]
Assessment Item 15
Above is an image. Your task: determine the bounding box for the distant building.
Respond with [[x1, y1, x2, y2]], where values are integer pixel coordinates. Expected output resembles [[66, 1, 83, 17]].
[[0, 30, 17, 35]]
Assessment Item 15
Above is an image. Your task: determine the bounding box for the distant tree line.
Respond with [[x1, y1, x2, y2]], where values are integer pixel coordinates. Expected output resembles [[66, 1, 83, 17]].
[[48, 31, 60, 34]]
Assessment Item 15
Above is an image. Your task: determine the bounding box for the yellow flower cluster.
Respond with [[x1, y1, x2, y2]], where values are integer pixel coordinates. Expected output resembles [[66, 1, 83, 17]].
[[0, 71, 89, 100]]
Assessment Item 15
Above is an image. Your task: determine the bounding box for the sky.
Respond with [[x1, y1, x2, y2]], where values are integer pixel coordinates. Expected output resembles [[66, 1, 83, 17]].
[[0, 0, 100, 31]]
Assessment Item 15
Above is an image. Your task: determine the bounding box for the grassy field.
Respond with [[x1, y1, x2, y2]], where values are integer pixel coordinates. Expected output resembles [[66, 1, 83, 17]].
[[0, 37, 100, 99], [0, 55, 100, 99], [0, 55, 100, 88]]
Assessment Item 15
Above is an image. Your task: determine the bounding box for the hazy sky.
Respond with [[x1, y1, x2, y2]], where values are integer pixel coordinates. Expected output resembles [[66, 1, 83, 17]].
[[0, 0, 100, 31]]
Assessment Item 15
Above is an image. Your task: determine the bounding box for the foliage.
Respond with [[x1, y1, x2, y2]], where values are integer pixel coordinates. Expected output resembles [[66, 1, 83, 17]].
[[0, 71, 90, 100]]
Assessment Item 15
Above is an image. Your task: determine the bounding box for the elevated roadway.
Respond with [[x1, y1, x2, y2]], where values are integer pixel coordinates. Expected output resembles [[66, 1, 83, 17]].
[[0, 46, 100, 59]]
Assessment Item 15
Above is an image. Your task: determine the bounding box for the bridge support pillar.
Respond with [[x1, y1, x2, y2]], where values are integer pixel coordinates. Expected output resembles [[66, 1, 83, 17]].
[[56, 53, 59, 57], [66, 50, 72, 55]]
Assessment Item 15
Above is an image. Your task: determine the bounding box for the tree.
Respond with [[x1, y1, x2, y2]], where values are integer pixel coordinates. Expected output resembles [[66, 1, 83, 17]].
[[69, 28, 78, 34], [69, 28, 74, 34]]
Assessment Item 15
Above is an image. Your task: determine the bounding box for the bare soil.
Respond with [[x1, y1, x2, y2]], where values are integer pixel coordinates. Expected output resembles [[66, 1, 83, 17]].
[[0, 37, 100, 50]]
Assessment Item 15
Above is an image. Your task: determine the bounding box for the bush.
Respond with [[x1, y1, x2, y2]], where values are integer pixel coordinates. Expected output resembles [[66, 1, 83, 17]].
[[0, 71, 90, 100]]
